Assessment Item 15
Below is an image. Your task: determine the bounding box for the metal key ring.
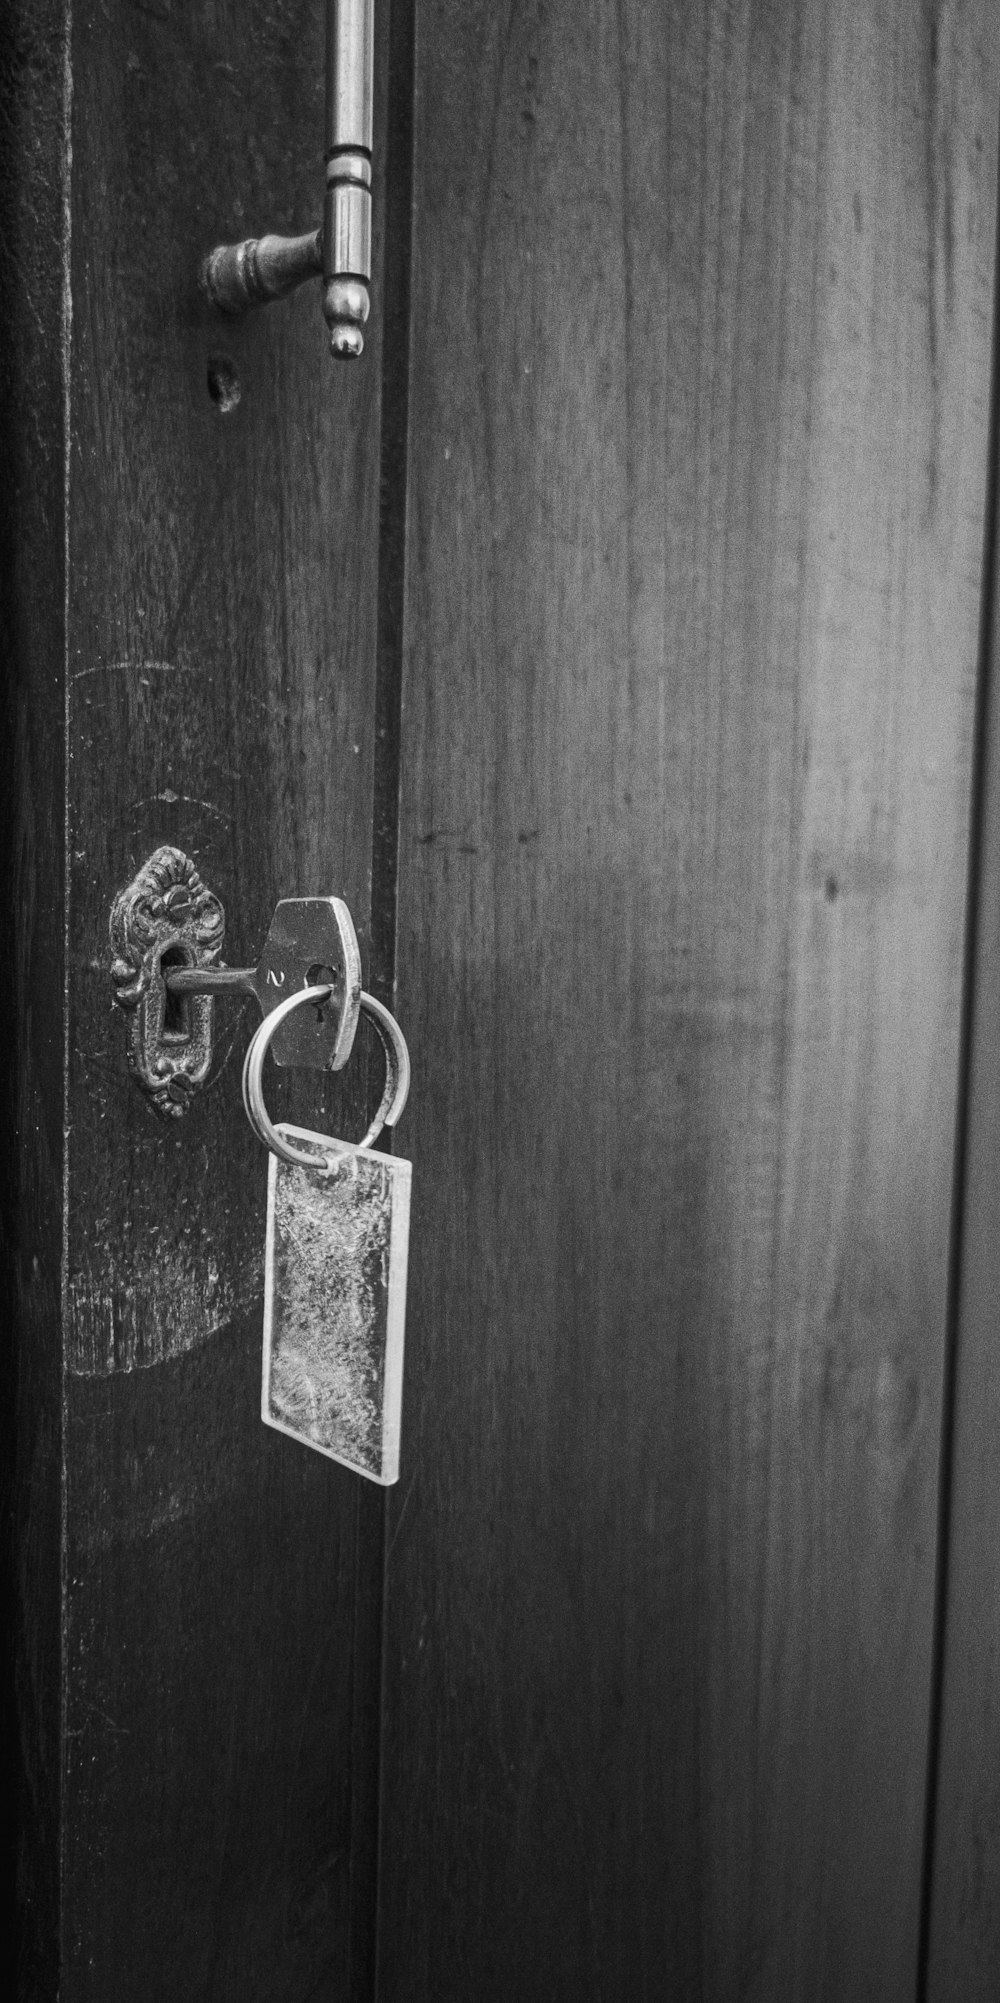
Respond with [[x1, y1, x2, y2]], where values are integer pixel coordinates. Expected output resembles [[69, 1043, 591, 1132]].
[[242, 984, 411, 1170]]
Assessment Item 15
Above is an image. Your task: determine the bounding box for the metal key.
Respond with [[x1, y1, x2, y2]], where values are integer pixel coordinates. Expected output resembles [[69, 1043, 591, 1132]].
[[163, 895, 362, 1070]]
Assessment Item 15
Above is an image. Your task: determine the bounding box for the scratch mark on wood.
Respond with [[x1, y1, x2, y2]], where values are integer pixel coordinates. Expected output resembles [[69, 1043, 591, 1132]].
[[387, 1472, 417, 1561], [128, 791, 232, 821], [66, 1248, 263, 1375], [70, 657, 192, 682]]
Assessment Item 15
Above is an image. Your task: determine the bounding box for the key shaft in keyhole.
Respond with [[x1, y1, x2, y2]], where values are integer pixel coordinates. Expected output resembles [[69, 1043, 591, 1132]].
[[162, 964, 257, 998], [163, 961, 344, 1021]]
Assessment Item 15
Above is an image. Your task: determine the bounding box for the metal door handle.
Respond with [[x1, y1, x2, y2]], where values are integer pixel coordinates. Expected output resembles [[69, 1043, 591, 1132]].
[[201, 0, 374, 359]]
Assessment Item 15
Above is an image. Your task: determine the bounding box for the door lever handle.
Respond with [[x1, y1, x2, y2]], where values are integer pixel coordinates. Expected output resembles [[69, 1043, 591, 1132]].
[[201, 0, 374, 359]]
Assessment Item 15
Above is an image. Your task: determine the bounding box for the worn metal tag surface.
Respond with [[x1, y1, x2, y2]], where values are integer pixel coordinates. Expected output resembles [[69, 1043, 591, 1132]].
[[262, 1123, 411, 1485]]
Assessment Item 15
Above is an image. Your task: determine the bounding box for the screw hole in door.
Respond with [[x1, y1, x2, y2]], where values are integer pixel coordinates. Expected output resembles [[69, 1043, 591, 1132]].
[[306, 962, 339, 1021], [207, 354, 241, 412]]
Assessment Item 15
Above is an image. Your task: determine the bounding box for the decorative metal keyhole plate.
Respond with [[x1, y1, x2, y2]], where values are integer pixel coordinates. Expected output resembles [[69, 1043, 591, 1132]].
[[110, 846, 225, 1118]]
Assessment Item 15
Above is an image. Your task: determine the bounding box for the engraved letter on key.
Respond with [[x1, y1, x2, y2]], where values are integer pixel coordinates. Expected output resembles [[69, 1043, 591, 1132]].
[[262, 1125, 411, 1484]]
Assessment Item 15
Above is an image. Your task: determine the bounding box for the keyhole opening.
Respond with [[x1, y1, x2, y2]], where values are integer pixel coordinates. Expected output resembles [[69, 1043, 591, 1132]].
[[160, 946, 193, 1040]]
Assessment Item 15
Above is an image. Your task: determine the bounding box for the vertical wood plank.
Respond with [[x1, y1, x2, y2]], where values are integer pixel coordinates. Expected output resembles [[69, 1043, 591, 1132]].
[[2, 4, 69, 1994], [379, 3, 1000, 1997], [55, 2, 389, 1995], [925, 396, 1000, 1995]]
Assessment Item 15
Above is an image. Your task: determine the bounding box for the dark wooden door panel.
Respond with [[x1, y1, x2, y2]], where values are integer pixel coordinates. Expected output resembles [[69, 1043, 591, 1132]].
[[56, 2, 389, 1995], [378, 4, 1000, 1998], [4, 4, 71, 1993]]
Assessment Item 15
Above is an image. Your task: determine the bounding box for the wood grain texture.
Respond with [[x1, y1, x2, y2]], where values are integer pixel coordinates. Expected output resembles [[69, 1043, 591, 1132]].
[[58, 0, 389, 1994], [378, 4, 1000, 1998], [925, 431, 1000, 1992], [1, 3, 69, 1994]]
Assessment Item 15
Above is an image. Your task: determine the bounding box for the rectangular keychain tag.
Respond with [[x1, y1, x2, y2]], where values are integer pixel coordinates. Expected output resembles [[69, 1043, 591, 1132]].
[[262, 1123, 411, 1485]]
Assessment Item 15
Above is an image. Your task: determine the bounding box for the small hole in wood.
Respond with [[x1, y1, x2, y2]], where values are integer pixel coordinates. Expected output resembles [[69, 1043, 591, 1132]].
[[307, 963, 339, 1022], [207, 355, 241, 413]]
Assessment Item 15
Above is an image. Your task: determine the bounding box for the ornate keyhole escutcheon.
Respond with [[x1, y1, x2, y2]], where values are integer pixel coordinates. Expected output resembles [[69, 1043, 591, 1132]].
[[110, 846, 226, 1119]]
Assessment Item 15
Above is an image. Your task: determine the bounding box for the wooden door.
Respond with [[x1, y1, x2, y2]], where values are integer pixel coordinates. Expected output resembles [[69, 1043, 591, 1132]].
[[377, 3, 1000, 2000], [7, 1, 397, 1995], [6, 3, 1000, 2000]]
